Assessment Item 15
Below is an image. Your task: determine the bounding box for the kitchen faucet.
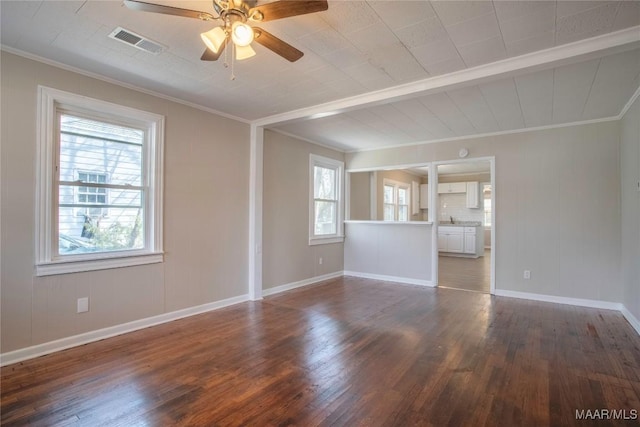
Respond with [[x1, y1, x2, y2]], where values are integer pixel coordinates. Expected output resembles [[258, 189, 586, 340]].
[[450, 216, 454, 224]]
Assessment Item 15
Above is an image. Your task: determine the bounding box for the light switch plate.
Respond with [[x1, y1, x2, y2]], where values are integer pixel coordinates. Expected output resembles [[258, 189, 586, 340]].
[[77, 297, 89, 313]]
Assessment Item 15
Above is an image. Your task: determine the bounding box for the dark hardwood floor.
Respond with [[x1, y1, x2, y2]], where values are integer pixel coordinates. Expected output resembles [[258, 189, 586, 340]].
[[439, 249, 491, 293], [2, 276, 640, 426]]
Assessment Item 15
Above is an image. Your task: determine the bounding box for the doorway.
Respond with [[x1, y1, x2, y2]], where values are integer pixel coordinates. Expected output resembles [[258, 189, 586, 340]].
[[435, 159, 494, 294]]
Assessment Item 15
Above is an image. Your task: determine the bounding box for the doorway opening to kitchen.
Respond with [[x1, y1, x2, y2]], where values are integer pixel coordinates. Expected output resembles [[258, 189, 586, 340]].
[[435, 159, 494, 294]]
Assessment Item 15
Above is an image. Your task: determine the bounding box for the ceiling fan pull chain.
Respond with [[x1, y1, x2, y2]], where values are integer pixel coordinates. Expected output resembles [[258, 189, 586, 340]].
[[230, 43, 236, 81]]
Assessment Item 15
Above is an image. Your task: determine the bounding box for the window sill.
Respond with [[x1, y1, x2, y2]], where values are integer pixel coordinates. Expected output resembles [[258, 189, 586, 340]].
[[36, 252, 163, 276], [309, 236, 344, 246]]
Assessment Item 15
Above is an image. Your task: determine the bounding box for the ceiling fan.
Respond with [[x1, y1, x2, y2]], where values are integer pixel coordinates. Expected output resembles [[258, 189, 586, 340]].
[[123, 0, 328, 62]]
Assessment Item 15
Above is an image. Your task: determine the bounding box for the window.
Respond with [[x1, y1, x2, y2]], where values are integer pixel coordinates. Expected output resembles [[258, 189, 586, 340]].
[[36, 86, 164, 275], [76, 171, 108, 218], [483, 183, 492, 227], [383, 179, 410, 222], [309, 154, 344, 245], [383, 184, 395, 221]]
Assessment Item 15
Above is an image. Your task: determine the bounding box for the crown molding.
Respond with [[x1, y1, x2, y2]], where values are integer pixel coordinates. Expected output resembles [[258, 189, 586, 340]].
[[0, 45, 250, 125], [344, 116, 620, 154], [618, 85, 640, 119]]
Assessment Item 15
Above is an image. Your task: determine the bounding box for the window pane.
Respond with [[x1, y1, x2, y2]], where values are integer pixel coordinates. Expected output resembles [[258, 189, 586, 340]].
[[384, 185, 394, 204], [384, 204, 395, 221], [398, 206, 408, 222], [314, 200, 336, 235], [314, 166, 336, 200], [398, 188, 408, 205], [58, 206, 144, 254], [59, 115, 143, 187]]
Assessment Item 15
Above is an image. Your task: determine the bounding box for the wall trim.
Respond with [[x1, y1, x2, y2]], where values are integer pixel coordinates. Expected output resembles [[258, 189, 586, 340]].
[[494, 289, 622, 311], [344, 271, 435, 287], [344, 116, 619, 154], [618, 85, 640, 119], [0, 294, 249, 367], [262, 271, 344, 297], [621, 305, 640, 336], [0, 46, 250, 124]]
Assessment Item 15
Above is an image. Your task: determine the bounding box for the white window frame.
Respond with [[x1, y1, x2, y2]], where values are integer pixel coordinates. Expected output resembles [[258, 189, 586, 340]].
[[383, 178, 410, 222], [36, 86, 164, 276], [309, 154, 344, 246]]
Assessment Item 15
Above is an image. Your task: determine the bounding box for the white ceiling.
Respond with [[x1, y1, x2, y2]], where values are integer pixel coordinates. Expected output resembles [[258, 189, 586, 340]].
[[1, 1, 639, 152]]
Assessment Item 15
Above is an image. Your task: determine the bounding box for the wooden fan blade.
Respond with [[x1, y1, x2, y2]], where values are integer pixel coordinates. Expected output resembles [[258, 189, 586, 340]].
[[253, 28, 303, 62], [201, 39, 228, 61], [124, 0, 217, 21], [248, 0, 328, 22]]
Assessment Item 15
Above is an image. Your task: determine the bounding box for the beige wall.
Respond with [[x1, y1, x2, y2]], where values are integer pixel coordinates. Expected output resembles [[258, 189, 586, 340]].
[[263, 130, 344, 289], [620, 95, 640, 320], [0, 52, 250, 353], [347, 121, 622, 302], [349, 171, 372, 220]]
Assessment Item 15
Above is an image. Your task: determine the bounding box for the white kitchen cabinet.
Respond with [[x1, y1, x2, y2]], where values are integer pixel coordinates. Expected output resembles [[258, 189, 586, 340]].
[[465, 181, 480, 208], [439, 225, 484, 257], [419, 184, 430, 209], [438, 226, 464, 253], [437, 182, 466, 194], [463, 230, 476, 254]]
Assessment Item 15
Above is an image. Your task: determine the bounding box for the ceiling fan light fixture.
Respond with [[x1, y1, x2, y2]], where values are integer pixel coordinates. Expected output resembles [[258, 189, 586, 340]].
[[231, 22, 254, 47], [200, 26, 226, 53], [235, 43, 256, 60]]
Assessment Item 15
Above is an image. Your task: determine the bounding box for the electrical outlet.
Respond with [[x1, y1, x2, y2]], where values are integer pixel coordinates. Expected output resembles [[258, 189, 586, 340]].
[[319, 257, 323, 265], [523, 270, 531, 280], [77, 297, 89, 313]]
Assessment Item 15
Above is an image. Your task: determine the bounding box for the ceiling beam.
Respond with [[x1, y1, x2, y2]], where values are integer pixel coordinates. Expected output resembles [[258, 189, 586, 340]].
[[253, 26, 640, 128]]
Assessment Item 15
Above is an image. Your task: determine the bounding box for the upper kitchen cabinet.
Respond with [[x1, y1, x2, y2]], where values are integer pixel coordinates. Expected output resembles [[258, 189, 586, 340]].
[[437, 182, 466, 194], [466, 182, 480, 209], [419, 183, 430, 209]]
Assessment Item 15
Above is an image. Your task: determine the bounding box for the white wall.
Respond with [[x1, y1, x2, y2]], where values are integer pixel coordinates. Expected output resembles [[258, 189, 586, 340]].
[[620, 95, 640, 320], [262, 130, 344, 290], [0, 52, 250, 353], [344, 222, 433, 285], [347, 121, 622, 303]]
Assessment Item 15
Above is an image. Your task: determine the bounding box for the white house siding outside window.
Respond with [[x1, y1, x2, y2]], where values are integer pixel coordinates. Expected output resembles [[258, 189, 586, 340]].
[[36, 87, 164, 276], [309, 154, 344, 245], [58, 114, 144, 251]]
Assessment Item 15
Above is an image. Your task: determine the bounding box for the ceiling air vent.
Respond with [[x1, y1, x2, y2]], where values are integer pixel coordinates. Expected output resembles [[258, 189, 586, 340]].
[[108, 27, 165, 55]]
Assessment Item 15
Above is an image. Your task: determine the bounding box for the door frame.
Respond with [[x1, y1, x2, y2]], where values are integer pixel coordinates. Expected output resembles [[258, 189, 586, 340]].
[[432, 156, 496, 295]]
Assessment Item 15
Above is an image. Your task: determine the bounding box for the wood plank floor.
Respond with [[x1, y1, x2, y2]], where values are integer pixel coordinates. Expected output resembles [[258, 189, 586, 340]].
[[2, 276, 640, 426], [439, 249, 491, 293]]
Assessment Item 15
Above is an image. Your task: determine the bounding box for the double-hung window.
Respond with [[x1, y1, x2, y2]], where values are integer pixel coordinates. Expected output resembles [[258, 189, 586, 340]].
[[309, 154, 344, 245], [383, 179, 410, 222], [36, 86, 164, 275]]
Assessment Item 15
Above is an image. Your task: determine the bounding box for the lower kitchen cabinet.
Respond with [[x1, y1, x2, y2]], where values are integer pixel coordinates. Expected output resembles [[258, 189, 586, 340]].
[[438, 226, 464, 253], [439, 225, 484, 257]]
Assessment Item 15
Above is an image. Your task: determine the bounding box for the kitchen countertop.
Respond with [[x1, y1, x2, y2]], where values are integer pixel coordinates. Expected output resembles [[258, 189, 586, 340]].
[[438, 222, 482, 226]]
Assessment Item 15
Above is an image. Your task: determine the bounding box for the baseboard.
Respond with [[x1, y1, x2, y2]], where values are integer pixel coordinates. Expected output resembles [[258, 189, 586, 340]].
[[621, 305, 640, 335], [343, 271, 435, 287], [494, 289, 623, 311], [0, 294, 249, 367], [262, 271, 344, 297]]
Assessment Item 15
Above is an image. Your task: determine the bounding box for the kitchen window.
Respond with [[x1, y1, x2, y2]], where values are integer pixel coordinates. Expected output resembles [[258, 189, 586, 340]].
[[36, 86, 164, 276], [383, 179, 410, 222], [309, 154, 344, 245]]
